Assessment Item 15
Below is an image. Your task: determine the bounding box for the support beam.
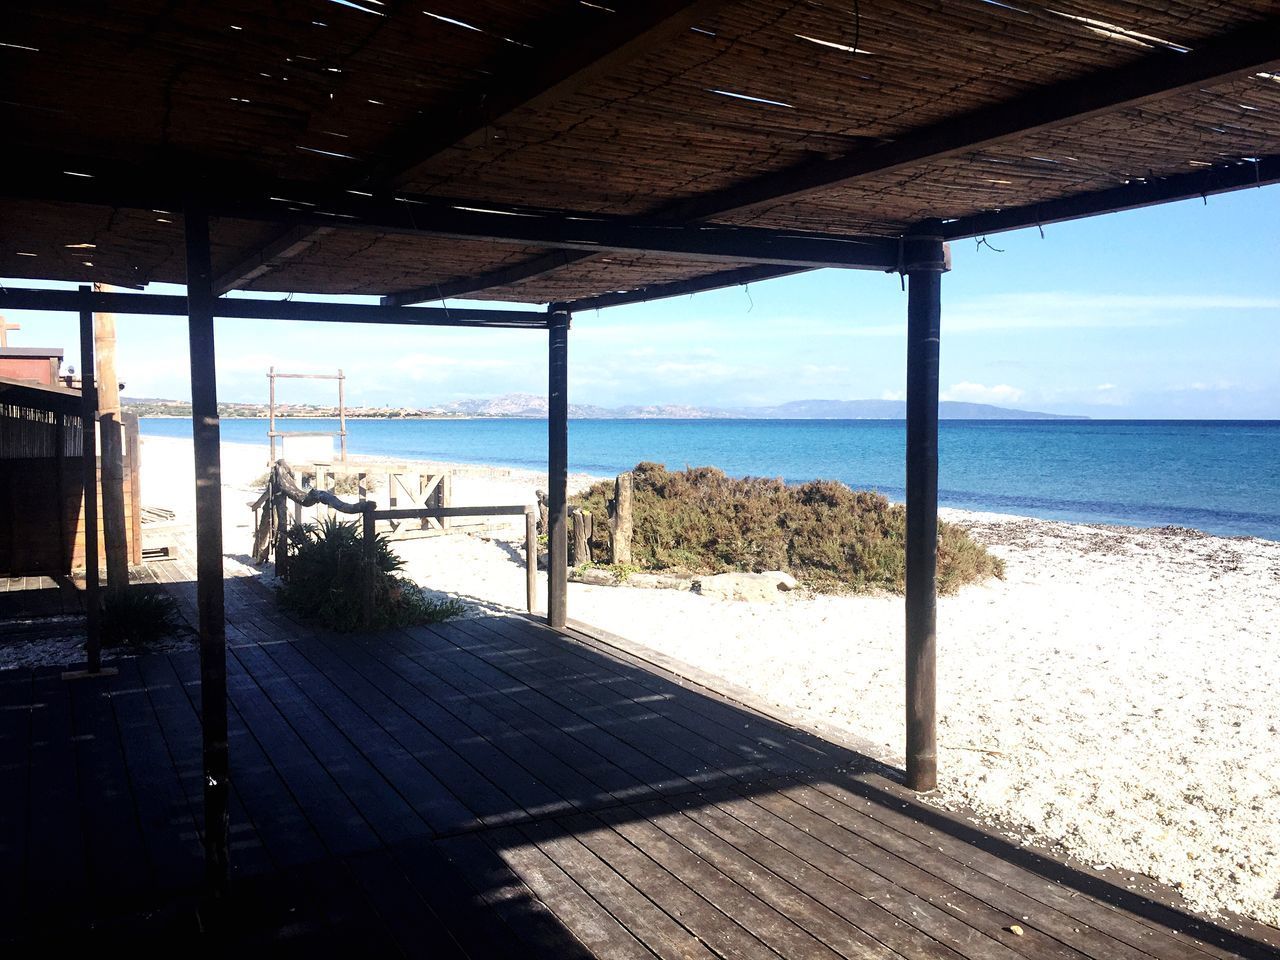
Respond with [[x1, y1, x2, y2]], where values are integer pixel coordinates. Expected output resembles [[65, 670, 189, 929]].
[[77, 289, 102, 673], [211, 226, 334, 298], [547, 308, 570, 629], [667, 17, 1280, 220], [0, 288, 548, 328], [560, 264, 807, 313], [384, 251, 592, 307], [215, 0, 728, 292], [942, 156, 1280, 241], [209, 194, 900, 271], [903, 224, 947, 794], [185, 201, 230, 898]]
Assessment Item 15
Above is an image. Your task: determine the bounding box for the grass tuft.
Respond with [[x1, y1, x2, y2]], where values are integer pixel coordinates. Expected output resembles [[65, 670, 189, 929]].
[[100, 586, 181, 649], [571, 462, 1003, 595]]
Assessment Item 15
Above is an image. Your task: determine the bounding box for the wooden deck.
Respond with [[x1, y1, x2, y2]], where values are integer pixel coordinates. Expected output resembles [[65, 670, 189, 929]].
[[2, 567, 1278, 957]]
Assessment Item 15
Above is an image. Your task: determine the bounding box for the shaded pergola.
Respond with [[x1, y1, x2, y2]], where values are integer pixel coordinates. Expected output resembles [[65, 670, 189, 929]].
[[2, 0, 1277, 896]]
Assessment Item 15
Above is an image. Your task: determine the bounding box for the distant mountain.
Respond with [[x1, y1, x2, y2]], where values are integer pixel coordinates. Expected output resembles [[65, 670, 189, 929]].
[[126, 393, 1084, 420], [442, 394, 1083, 420], [438, 394, 717, 419]]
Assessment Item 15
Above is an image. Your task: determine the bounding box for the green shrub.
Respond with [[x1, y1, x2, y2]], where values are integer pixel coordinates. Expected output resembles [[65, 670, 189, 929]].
[[276, 517, 464, 631], [100, 586, 181, 648], [571, 462, 1003, 595]]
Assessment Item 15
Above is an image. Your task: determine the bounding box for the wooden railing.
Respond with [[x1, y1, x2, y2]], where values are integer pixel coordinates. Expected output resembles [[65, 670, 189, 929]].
[[359, 505, 537, 626], [252, 461, 537, 627]]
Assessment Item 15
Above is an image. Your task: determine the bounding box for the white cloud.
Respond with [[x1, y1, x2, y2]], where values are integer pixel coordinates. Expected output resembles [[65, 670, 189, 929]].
[[387, 353, 516, 383], [941, 382, 1025, 404], [795, 291, 1280, 339], [800, 363, 848, 379], [880, 389, 905, 401], [650, 360, 738, 381], [941, 291, 1280, 334]]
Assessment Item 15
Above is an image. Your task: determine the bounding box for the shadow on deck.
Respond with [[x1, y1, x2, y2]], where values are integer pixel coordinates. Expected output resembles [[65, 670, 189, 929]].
[[2, 561, 1278, 958]]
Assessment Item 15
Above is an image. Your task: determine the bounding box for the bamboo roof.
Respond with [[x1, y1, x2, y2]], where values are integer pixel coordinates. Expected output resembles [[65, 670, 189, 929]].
[[1, 0, 1278, 307]]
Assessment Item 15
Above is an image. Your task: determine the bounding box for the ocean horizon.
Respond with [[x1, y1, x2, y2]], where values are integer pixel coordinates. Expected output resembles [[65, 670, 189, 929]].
[[139, 416, 1280, 541]]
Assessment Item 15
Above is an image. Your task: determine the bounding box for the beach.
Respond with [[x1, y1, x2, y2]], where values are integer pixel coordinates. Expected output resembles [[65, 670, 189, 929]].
[[135, 435, 1280, 927]]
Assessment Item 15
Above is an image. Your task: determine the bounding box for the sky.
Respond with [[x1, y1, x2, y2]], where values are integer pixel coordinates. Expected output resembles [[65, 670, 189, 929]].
[[4, 184, 1279, 419]]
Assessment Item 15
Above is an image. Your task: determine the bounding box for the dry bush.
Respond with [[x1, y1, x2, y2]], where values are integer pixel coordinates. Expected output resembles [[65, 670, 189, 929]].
[[571, 462, 1003, 595]]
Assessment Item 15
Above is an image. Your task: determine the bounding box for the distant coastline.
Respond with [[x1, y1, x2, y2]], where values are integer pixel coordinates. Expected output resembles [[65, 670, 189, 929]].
[[124, 393, 1086, 421]]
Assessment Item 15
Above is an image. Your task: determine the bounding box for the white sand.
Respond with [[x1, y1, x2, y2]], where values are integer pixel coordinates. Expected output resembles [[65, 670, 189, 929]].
[[126, 437, 1280, 926]]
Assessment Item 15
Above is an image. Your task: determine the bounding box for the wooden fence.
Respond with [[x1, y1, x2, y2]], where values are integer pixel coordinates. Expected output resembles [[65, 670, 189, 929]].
[[0, 399, 141, 576]]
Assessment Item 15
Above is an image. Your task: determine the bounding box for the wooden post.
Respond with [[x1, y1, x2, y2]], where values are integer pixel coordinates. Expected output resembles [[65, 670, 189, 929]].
[[610, 472, 633, 565], [338, 368, 348, 462], [185, 200, 230, 896], [125, 413, 142, 565], [272, 465, 288, 578], [93, 285, 130, 593], [55, 412, 68, 570], [572, 509, 591, 565], [362, 506, 375, 629], [547, 307, 570, 629], [525, 509, 537, 613], [268, 366, 276, 464], [903, 225, 947, 793], [78, 289, 102, 672]]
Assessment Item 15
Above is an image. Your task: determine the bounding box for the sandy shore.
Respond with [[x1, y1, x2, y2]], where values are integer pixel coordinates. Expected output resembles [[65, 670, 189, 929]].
[[125, 435, 1280, 926]]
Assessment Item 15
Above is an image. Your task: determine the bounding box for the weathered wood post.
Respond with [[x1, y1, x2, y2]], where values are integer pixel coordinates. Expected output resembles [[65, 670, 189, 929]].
[[273, 465, 289, 578], [535, 489, 549, 535], [571, 508, 591, 565], [903, 223, 948, 793], [93, 285, 130, 593], [54, 412, 68, 570], [362, 504, 376, 629], [185, 200, 230, 895], [610, 471, 633, 565], [525, 508, 537, 613], [268, 366, 277, 464], [547, 307, 570, 629], [125, 412, 142, 565], [78, 288, 102, 672], [338, 368, 348, 461]]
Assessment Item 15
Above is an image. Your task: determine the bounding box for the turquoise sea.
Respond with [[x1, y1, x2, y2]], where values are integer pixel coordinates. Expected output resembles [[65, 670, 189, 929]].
[[139, 417, 1280, 541]]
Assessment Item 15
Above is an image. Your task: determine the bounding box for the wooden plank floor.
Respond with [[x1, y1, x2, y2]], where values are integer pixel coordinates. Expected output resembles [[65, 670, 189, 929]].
[[3, 562, 1278, 957]]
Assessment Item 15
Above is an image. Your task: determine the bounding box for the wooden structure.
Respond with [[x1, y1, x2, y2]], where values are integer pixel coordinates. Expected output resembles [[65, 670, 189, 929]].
[[1, 0, 1278, 917], [0, 378, 84, 575], [3, 569, 1278, 955], [0, 377, 143, 577], [258, 459, 453, 535], [268, 367, 347, 462], [254, 460, 537, 617], [70, 413, 142, 572], [0, 347, 62, 386]]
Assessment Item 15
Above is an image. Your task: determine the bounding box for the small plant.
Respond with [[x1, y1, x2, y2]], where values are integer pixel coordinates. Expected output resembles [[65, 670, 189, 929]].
[[100, 586, 181, 649], [276, 517, 464, 631]]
